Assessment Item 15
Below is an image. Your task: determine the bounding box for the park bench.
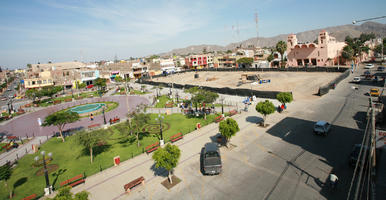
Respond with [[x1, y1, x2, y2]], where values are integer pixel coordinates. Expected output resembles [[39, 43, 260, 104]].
[[17, 109, 25, 115], [24, 104, 31, 107], [123, 176, 145, 193], [21, 194, 37, 200], [145, 142, 160, 154], [215, 115, 224, 123], [165, 102, 173, 108], [170, 132, 183, 143], [110, 117, 120, 125], [60, 174, 85, 188], [75, 96, 83, 100], [64, 98, 72, 102], [229, 110, 237, 116], [88, 124, 100, 130], [53, 100, 61, 105]]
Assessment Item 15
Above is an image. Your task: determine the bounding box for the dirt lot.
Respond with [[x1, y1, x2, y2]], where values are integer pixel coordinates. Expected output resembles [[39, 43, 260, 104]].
[[152, 71, 341, 100]]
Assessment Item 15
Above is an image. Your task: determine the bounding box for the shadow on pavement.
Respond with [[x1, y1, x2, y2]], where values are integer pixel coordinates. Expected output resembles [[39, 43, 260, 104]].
[[265, 116, 363, 200], [245, 116, 263, 124], [150, 163, 168, 177]]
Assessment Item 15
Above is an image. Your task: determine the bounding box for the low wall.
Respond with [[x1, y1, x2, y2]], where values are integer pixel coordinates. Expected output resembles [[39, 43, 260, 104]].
[[318, 69, 350, 96]]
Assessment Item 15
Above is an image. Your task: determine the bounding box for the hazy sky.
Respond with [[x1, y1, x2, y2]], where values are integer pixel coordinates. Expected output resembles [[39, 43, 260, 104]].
[[0, 0, 385, 69]]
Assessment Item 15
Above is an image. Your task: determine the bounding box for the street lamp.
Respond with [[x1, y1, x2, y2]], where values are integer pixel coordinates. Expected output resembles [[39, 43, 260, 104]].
[[102, 106, 107, 125], [34, 151, 53, 196], [155, 114, 165, 146], [220, 97, 225, 114]]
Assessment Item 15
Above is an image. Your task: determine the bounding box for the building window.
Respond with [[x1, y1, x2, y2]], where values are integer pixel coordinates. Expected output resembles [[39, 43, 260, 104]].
[[43, 80, 47, 84], [37, 80, 42, 84], [32, 81, 36, 85], [49, 79, 52, 83], [318, 51, 320, 56]]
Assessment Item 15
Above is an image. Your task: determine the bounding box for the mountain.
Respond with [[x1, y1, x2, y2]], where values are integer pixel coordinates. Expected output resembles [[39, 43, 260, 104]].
[[159, 22, 386, 56]]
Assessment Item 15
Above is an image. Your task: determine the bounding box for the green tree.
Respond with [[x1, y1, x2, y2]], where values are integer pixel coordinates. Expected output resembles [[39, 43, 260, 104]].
[[236, 57, 254, 68], [374, 38, 385, 55], [226, 50, 232, 54], [42, 111, 80, 142], [0, 163, 12, 199], [78, 83, 87, 89], [41, 86, 62, 99], [267, 54, 274, 63], [275, 41, 287, 67], [77, 130, 108, 163], [219, 118, 240, 147], [25, 88, 40, 101], [152, 144, 181, 184], [47, 186, 90, 200], [94, 78, 107, 96], [27, 63, 32, 68], [342, 45, 354, 61], [345, 34, 376, 62], [190, 89, 219, 118], [131, 113, 150, 147], [276, 92, 293, 106], [255, 100, 276, 127], [114, 76, 123, 82]]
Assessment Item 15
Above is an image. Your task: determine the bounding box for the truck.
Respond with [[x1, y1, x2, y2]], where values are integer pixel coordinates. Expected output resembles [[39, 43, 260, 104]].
[[202, 143, 222, 175]]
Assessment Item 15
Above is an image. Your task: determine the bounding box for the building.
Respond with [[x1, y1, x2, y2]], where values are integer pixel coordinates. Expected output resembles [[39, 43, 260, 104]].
[[185, 54, 213, 69], [213, 55, 238, 68], [24, 70, 54, 89], [286, 31, 346, 67]]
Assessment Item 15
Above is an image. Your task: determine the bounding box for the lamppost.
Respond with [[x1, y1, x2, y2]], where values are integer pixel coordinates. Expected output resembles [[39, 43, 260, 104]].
[[155, 114, 165, 146], [220, 97, 225, 114], [34, 151, 53, 195], [102, 106, 107, 125]]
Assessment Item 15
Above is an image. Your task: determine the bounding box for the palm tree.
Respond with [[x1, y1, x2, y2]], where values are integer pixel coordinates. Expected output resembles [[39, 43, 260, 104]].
[[276, 41, 287, 67]]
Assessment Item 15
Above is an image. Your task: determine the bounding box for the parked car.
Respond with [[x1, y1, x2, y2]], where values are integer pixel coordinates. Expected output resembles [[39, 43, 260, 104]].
[[352, 77, 361, 83], [349, 144, 369, 167], [313, 121, 331, 136], [370, 88, 380, 97], [202, 143, 222, 175], [377, 66, 384, 71], [365, 64, 374, 69]]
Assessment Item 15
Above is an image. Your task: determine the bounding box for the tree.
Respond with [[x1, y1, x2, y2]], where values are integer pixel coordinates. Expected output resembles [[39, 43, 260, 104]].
[[47, 186, 90, 200], [114, 76, 123, 82], [27, 63, 32, 68], [190, 89, 219, 118], [132, 113, 150, 147], [94, 78, 107, 96], [41, 86, 62, 99], [78, 82, 87, 89], [255, 100, 276, 127], [275, 41, 287, 67], [342, 45, 354, 60], [42, 111, 80, 142], [219, 118, 239, 147], [226, 50, 232, 54], [25, 88, 40, 101], [236, 57, 254, 68], [276, 92, 293, 106], [0, 163, 12, 199], [77, 130, 107, 163], [374, 38, 385, 55], [152, 144, 181, 184], [267, 54, 274, 63]]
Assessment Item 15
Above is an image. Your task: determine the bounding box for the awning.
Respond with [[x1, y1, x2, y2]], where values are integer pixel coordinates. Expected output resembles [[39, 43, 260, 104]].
[[87, 84, 94, 88]]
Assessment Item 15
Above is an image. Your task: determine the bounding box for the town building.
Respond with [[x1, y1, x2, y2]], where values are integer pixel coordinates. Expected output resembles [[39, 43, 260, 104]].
[[286, 31, 346, 67], [185, 54, 213, 69]]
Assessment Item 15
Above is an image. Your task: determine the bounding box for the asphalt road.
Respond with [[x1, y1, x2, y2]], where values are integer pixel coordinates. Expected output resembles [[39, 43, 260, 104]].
[[128, 66, 380, 200]]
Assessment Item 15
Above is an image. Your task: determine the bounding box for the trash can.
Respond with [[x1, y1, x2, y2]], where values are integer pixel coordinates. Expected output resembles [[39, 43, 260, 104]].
[[194, 74, 199, 78]]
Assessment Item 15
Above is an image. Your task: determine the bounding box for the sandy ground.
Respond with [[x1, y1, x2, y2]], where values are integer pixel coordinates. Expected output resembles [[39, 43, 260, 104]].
[[152, 71, 341, 100]]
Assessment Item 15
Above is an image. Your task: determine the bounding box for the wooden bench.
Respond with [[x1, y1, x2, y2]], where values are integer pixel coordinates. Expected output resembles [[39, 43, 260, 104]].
[[60, 174, 85, 188], [215, 115, 224, 123], [170, 133, 183, 143], [53, 100, 61, 105], [110, 118, 120, 124], [165, 102, 173, 108], [64, 98, 72, 102], [88, 124, 100, 129], [21, 194, 37, 200], [145, 142, 160, 154], [229, 110, 237, 116], [124, 176, 145, 193]]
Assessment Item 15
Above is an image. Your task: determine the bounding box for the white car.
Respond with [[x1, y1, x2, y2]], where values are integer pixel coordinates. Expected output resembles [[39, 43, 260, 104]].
[[364, 64, 374, 69], [313, 121, 331, 136], [352, 77, 361, 83]]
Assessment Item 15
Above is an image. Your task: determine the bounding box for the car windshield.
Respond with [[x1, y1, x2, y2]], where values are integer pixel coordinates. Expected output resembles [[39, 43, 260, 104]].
[[315, 125, 324, 129], [371, 89, 378, 92], [205, 151, 219, 158]]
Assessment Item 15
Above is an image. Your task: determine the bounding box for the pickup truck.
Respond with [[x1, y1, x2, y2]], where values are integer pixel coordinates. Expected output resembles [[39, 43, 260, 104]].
[[203, 143, 222, 175]]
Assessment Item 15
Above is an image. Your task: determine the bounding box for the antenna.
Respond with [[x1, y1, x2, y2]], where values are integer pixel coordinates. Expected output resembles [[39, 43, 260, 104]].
[[236, 21, 240, 47], [254, 11, 259, 48]]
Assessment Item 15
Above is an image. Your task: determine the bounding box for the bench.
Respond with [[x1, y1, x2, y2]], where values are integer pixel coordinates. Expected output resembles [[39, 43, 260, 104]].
[[60, 174, 85, 188], [21, 194, 37, 200], [64, 98, 72, 102], [170, 133, 183, 143], [88, 124, 100, 129], [215, 115, 224, 123], [53, 100, 61, 105], [229, 110, 237, 116], [124, 176, 145, 193], [165, 102, 173, 108], [110, 117, 120, 125], [145, 142, 160, 154]]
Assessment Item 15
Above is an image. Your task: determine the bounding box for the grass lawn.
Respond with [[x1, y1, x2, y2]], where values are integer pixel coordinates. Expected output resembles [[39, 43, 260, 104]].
[[37, 91, 99, 107], [154, 95, 172, 108], [0, 113, 216, 199], [130, 90, 148, 95]]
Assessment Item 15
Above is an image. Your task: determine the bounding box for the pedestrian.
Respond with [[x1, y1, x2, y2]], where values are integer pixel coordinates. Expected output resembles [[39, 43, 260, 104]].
[[90, 113, 94, 121]]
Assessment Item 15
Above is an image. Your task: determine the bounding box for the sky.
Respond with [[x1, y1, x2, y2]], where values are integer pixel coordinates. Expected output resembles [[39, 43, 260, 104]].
[[0, 0, 385, 69]]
